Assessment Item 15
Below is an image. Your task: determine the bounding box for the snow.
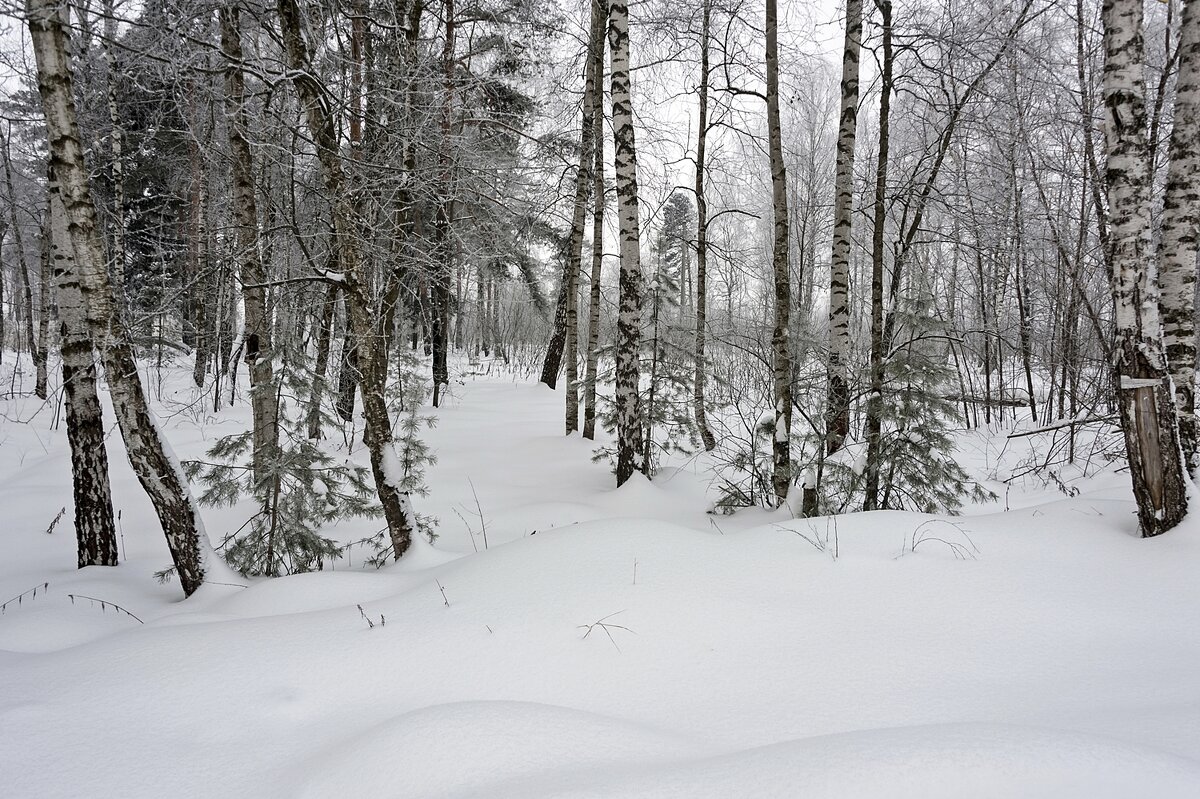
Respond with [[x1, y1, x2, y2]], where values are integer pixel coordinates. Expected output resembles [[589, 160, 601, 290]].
[[3, 355, 1200, 797]]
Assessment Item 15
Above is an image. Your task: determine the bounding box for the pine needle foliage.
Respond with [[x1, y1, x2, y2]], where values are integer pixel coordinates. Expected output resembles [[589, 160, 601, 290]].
[[185, 343, 380, 576]]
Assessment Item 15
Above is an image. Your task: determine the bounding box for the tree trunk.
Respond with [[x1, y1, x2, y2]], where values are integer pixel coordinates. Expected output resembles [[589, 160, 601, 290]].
[[1, 128, 47, 399], [221, 5, 278, 485], [609, 0, 645, 485], [1102, 0, 1188, 536], [863, 0, 893, 512], [766, 0, 792, 507], [102, 0, 127, 309], [825, 0, 861, 458], [190, 166, 213, 389], [337, 301, 360, 423], [28, 0, 213, 594], [1011, 161, 1037, 423], [307, 282, 338, 439], [1159, 0, 1200, 470], [277, 0, 416, 557], [49, 172, 118, 568], [430, 0, 455, 407], [564, 0, 604, 434], [582, 10, 607, 441], [693, 0, 716, 452]]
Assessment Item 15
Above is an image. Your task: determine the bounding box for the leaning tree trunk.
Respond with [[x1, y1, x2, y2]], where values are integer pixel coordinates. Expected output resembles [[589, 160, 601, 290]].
[[277, 0, 416, 557], [1159, 0, 1200, 471], [582, 3, 607, 441], [220, 4, 278, 485], [825, 0, 862, 460], [27, 0, 213, 594], [765, 0, 792, 507], [609, 0, 645, 485], [564, 0, 603, 434], [692, 0, 717, 452], [1102, 0, 1188, 536], [49, 171, 118, 567]]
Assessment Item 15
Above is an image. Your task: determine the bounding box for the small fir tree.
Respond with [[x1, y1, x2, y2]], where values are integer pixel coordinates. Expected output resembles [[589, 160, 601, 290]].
[[185, 337, 380, 575]]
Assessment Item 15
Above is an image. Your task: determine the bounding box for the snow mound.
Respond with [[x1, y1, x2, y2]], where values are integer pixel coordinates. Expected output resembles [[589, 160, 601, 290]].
[[523, 723, 1200, 799], [293, 700, 705, 798]]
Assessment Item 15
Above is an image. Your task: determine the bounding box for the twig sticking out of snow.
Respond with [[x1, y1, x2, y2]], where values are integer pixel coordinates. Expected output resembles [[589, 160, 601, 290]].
[[45, 507, 65, 535], [578, 611, 635, 652], [66, 593, 143, 624], [436, 579, 450, 607], [357, 604, 385, 629], [899, 520, 979, 560], [1, 582, 49, 615], [776, 519, 839, 560]]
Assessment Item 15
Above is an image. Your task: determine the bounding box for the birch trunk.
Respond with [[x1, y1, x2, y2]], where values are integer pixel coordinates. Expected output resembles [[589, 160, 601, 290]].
[[1159, 0, 1200, 470], [582, 5, 607, 441], [49, 171, 117, 568], [693, 0, 716, 452], [27, 0, 213, 593], [862, 0, 893, 512], [609, 0, 645, 485], [825, 0, 861, 458], [1102, 0, 1188, 536], [565, 0, 604, 434], [220, 4, 278, 485], [766, 0, 792, 506], [277, 0, 416, 557]]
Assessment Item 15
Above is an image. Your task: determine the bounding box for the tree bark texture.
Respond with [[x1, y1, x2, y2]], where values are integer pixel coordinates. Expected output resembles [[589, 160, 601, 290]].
[[609, 0, 645, 485], [766, 0, 792, 506], [1159, 0, 1200, 470], [826, 0, 861, 458], [49, 172, 118, 568], [1102, 0, 1188, 536]]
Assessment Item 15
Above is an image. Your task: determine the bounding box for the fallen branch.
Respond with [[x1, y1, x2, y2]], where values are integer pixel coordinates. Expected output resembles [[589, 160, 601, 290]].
[[1006, 415, 1119, 439]]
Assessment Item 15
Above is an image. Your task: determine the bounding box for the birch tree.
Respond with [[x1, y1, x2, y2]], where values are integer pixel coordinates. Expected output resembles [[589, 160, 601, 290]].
[[220, 4, 278, 485], [564, 0, 605, 435], [1102, 0, 1188, 536], [609, 0, 645, 485], [862, 0, 892, 512], [49, 169, 118, 568], [692, 0, 717, 452], [1159, 0, 1200, 471], [582, 0, 608, 441], [27, 0, 213, 594], [765, 0, 792, 506], [825, 0, 861, 459]]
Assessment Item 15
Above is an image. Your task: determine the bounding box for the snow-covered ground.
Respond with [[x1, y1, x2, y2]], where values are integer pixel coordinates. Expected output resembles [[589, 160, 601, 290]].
[[3, 356, 1200, 797]]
